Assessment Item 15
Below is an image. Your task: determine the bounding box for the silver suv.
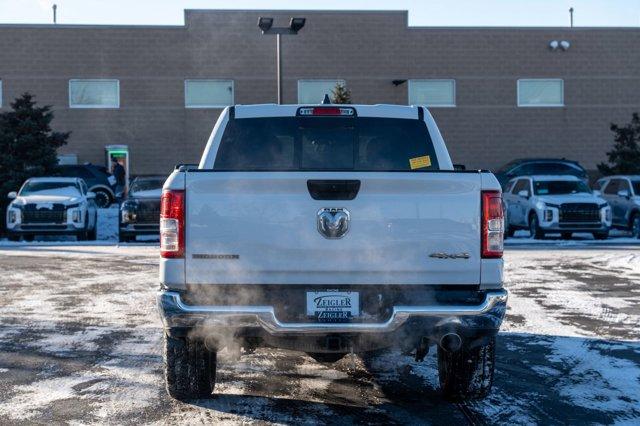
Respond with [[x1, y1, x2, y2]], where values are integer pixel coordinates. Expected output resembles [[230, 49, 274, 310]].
[[595, 175, 640, 238], [503, 175, 611, 239]]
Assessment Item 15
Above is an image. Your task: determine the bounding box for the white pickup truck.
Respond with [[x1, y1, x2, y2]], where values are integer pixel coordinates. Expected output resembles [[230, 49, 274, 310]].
[[157, 103, 507, 401]]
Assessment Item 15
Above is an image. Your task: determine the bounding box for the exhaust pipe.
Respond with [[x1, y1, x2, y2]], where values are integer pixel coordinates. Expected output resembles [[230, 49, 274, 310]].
[[439, 333, 462, 352]]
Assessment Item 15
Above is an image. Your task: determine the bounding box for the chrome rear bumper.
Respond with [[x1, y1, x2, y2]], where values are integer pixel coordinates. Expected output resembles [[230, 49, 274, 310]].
[[157, 289, 508, 335]]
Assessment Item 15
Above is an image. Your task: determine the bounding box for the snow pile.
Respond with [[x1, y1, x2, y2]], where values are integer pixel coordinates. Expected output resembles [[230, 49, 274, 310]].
[[97, 207, 119, 241]]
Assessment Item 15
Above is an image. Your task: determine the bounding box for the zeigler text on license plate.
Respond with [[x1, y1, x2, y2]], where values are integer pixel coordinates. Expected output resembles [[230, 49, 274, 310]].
[[306, 290, 360, 320]]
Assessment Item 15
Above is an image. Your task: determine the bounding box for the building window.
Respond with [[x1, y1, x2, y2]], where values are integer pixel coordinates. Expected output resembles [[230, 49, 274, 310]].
[[185, 79, 234, 108], [298, 80, 345, 104], [408, 80, 456, 107], [517, 79, 564, 107], [69, 79, 119, 108]]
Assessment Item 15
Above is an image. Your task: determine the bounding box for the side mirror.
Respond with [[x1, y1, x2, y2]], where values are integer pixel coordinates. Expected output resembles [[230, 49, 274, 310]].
[[618, 190, 630, 199], [87, 191, 96, 200], [518, 190, 529, 199], [7, 191, 17, 199]]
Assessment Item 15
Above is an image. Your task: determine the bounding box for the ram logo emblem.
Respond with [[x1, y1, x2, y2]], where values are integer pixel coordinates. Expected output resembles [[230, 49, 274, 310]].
[[317, 208, 350, 239]]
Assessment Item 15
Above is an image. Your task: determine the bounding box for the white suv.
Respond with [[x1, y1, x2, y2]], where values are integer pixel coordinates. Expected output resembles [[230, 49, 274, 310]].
[[503, 175, 611, 239], [6, 177, 98, 242], [595, 175, 640, 238]]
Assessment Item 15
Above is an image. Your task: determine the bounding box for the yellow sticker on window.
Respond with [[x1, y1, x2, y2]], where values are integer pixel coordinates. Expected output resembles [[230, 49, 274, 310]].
[[409, 155, 431, 170]]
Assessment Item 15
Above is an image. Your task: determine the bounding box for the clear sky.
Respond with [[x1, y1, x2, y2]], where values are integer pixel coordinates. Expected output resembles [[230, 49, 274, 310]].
[[0, 0, 638, 27]]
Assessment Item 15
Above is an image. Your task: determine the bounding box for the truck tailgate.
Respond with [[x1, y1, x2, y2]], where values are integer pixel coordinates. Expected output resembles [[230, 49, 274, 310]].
[[184, 172, 481, 285]]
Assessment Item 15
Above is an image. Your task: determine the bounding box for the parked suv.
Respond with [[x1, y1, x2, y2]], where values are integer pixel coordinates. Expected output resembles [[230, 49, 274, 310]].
[[503, 175, 611, 239], [56, 164, 117, 208], [156, 104, 508, 401], [119, 176, 164, 242], [595, 175, 640, 238], [6, 177, 98, 241], [494, 159, 588, 189]]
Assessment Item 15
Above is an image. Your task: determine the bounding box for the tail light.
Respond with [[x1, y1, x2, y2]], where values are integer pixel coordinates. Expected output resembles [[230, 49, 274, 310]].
[[482, 190, 504, 258], [297, 107, 355, 116], [160, 190, 184, 258]]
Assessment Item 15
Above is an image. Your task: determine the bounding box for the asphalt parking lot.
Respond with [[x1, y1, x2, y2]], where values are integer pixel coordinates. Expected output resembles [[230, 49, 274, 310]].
[[0, 244, 638, 425]]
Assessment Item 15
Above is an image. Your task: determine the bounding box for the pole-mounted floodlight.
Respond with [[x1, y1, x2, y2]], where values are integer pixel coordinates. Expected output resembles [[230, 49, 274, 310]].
[[289, 18, 306, 33], [258, 17, 273, 33], [258, 16, 307, 104]]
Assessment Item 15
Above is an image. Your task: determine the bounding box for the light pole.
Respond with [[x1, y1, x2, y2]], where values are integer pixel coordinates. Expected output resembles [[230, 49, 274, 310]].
[[258, 17, 306, 104]]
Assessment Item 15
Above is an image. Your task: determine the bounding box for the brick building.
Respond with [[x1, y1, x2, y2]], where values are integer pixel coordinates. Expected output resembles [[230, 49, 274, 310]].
[[0, 9, 638, 175]]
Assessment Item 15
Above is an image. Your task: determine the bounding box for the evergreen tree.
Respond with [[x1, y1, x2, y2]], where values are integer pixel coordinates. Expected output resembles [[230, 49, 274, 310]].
[[598, 113, 640, 175], [331, 83, 352, 104], [0, 93, 69, 232]]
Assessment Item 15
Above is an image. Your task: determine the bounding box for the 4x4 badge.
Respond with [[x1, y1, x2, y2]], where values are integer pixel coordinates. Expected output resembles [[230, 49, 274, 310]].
[[317, 208, 350, 239], [429, 252, 470, 259]]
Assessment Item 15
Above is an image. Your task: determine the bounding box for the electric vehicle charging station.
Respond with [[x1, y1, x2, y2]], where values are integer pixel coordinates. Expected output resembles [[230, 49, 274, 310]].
[[105, 145, 130, 196]]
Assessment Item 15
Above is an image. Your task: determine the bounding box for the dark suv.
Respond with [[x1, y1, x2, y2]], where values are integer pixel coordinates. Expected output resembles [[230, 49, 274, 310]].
[[494, 159, 588, 189], [56, 164, 117, 208], [118, 176, 165, 242]]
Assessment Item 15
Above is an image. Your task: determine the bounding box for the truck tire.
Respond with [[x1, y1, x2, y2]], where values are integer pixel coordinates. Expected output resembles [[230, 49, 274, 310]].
[[437, 336, 495, 400], [164, 334, 216, 400], [529, 214, 544, 239]]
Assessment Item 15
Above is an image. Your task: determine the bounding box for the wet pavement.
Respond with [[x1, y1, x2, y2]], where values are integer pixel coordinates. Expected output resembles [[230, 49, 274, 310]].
[[0, 245, 638, 425]]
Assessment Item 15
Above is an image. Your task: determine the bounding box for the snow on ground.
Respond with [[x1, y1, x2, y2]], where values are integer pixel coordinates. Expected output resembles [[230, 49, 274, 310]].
[[0, 245, 638, 424]]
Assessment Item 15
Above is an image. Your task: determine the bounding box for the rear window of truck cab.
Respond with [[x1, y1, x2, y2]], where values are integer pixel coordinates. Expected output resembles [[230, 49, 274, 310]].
[[213, 116, 439, 172]]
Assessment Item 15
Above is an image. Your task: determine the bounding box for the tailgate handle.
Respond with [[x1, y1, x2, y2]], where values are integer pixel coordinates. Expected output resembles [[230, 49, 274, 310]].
[[307, 180, 361, 200]]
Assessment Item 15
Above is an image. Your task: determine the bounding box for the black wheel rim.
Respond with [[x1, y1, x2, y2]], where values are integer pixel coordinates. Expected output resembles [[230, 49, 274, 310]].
[[94, 192, 110, 208], [634, 217, 640, 238]]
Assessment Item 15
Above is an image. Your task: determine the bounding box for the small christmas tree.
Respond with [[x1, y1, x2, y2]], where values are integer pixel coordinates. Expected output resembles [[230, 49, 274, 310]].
[[598, 113, 640, 175], [331, 83, 352, 104], [0, 93, 69, 233]]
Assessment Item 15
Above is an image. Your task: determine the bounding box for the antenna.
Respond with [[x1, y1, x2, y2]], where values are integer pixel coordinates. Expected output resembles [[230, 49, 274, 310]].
[[52, 4, 57, 24], [569, 7, 574, 28]]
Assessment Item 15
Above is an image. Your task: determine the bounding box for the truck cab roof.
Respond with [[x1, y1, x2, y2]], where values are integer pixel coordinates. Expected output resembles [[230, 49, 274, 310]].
[[233, 104, 424, 120]]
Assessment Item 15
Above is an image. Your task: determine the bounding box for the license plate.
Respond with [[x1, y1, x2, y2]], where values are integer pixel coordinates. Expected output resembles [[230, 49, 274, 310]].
[[306, 290, 359, 321]]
